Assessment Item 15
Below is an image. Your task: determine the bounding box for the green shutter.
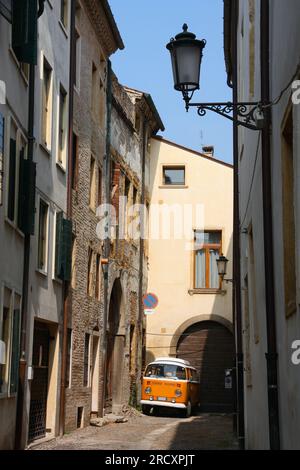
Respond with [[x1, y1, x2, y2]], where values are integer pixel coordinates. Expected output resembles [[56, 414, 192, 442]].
[[55, 211, 63, 279], [7, 138, 16, 221], [61, 218, 73, 281], [12, 0, 38, 65], [18, 158, 36, 234], [55, 214, 72, 281], [10, 309, 20, 395]]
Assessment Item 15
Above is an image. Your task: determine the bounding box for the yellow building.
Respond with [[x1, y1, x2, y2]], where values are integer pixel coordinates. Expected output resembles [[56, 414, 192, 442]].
[[146, 137, 234, 412]]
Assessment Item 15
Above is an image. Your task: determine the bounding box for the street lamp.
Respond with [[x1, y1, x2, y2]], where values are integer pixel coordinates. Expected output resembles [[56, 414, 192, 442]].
[[216, 254, 233, 284], [166, 24, 266, 131]]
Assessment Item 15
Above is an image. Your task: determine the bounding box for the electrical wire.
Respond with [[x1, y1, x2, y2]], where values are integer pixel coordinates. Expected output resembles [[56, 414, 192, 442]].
[[262, 59, 300, 109], [239, 132, 262, 230]]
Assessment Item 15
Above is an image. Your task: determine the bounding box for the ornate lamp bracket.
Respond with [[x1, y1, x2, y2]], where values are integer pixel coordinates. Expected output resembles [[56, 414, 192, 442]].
[[184, 96, 268, 131]]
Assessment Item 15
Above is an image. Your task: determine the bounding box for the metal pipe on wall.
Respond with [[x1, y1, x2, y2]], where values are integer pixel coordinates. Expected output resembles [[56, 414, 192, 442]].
[[59, 0, 76, 436], [231, 0, 245, 450], [99, 59, 112, 417], [260, 0, 280, 450]]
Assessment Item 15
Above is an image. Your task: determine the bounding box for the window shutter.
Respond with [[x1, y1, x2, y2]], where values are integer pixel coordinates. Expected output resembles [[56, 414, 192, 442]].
[[55, 211, 63, 279], [10, 308, 20, 395], [7, 138, 16, 221], [61, 218, 72, 281], [12, 0, 38, 65], [18, 158, 36, 234], [55, 214, 72, 281]]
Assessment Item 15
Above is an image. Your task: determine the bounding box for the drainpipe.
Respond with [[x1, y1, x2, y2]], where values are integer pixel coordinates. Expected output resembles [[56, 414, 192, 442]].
[[59, 0, 76, 436], [231, 0, 245, 450], [99, 59, 112, 417], [260, 0, 280, 450], [14, 0, 46, 451], [14, 62, 35, 451], [137, 116, 147, 403]]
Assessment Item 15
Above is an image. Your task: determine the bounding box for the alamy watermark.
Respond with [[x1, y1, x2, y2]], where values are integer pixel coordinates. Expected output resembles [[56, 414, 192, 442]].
[[291, 80, 300, 104], [291, 340, 300, 365], [96, 198, 205, 251]]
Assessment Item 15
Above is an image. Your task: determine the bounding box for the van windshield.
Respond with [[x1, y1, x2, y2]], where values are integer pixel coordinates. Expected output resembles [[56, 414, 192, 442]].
[[145, 363, 187, 380]]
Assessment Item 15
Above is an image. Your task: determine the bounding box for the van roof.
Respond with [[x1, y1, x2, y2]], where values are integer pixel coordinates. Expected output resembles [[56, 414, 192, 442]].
[[149, 357, 196, 370]]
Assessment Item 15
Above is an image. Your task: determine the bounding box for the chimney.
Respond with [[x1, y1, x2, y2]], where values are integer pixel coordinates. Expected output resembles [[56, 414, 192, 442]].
[[202, 145, 214, 157]]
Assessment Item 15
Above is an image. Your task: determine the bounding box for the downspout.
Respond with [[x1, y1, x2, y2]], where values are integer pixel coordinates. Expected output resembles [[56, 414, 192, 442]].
[[260, 0, 280, 450], [137, 116, 147, 404], [99, 59, 112, 417], [59, 0, 75, 436], [14, 0, 46, 449], [231, 0, 245, 450], [14, 61, 35, 451]]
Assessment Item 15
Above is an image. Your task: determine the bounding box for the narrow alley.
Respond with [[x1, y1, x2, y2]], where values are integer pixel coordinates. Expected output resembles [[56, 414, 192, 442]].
[[31, 412, 237, 451]]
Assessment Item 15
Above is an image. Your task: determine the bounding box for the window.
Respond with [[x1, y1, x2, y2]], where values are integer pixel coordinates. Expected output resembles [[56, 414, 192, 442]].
[[38, 199, 49, 271], [97, 167, 102, 208], [0, 289, 20, 396], [194, 231, 221, 289], [7, 125, 17, 221], [282, 106, 297, 318], [41, 58, 52, 150], [58, 85, 67, 166], [0, 288, 11, 395], [71, 133, 78, 190], [65, 329, 72, 388], [74, 29, 81, 90], [71, 236, 76, 289], [89, 156, 96, 210], [0, 113, 4, 206], [6, 121, 28, 226], [163, 166, 185, 186], [87, 248, 93, 296], [83, 333, 90, 387], [60, 0, 68, 29], [91, 63, 97, 118], [95, 254, 101, 300], [20, 62, 29, 81], [124, 177, 130, 239]]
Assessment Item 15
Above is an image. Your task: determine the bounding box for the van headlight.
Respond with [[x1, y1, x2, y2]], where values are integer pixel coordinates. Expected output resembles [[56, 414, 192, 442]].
[[145, 387, 152, 394], [175, 389, 182, 397]]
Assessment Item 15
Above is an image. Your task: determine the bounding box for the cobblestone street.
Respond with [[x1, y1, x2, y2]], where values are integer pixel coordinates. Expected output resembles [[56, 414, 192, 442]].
[[31, 413, 238, 451]]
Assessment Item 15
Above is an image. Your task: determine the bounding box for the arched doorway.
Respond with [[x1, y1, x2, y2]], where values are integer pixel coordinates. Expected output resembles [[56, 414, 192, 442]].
[[176, 320, 235, 412], [105, 278, 125, 413]]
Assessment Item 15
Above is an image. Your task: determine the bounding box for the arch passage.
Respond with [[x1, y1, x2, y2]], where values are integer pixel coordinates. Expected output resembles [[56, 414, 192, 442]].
[[176, 321, 235, 412]]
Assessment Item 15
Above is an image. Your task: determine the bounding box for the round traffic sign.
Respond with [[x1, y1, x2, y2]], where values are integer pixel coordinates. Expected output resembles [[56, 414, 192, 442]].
[[142, 293, 159, 309]]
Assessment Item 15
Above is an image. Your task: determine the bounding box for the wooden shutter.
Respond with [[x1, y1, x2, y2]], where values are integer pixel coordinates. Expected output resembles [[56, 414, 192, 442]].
[[12, 0, 38, 65], [55, 213, 72, 281], [7, 138, 16, 221], [10, 308, 20, 395], [61, 218, 72, 281]]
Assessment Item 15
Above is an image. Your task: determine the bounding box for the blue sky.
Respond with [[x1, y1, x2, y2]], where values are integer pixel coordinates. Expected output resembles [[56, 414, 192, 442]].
[[109, 0, 233, 164]]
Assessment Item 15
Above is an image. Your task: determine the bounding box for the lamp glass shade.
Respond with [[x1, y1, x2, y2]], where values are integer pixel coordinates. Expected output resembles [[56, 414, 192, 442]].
[[167, 25, 206, 93], [216, 255, 228, 277]]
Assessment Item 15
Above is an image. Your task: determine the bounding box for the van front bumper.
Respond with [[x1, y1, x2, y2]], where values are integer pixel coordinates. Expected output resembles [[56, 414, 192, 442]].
[[141, 399, 186, 409]]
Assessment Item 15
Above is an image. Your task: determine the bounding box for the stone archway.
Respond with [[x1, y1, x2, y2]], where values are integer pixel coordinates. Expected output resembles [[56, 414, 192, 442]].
[[105, 278, 125, 413], [171, 315, 235, 412]]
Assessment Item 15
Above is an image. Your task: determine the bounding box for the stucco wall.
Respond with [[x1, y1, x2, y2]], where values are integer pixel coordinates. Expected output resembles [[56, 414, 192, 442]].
[[146, 138, 233, 360]]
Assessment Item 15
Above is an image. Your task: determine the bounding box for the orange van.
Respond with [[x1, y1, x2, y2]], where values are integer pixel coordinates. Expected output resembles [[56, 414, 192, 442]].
[[141, 357, 200, 417]]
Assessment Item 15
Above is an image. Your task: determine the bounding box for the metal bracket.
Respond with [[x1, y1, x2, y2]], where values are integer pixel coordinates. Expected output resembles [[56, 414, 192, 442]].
[[185, 98, 267, 131]]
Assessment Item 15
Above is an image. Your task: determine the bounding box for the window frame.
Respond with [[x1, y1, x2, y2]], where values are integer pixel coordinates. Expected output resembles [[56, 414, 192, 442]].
[[0, 285, 22, 399], [162, 165, 186, 187], [57, 83, 68, 169], [37, 197, 50, 274], [5, 117, 28, 228], [41, 55, 53, 153], [194, 230, 222, 291]]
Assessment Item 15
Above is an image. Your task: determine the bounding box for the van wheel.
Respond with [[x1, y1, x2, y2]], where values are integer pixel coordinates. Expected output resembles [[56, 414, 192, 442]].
[[185, 401, 192, 418], [142, 405, 151, 415]]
